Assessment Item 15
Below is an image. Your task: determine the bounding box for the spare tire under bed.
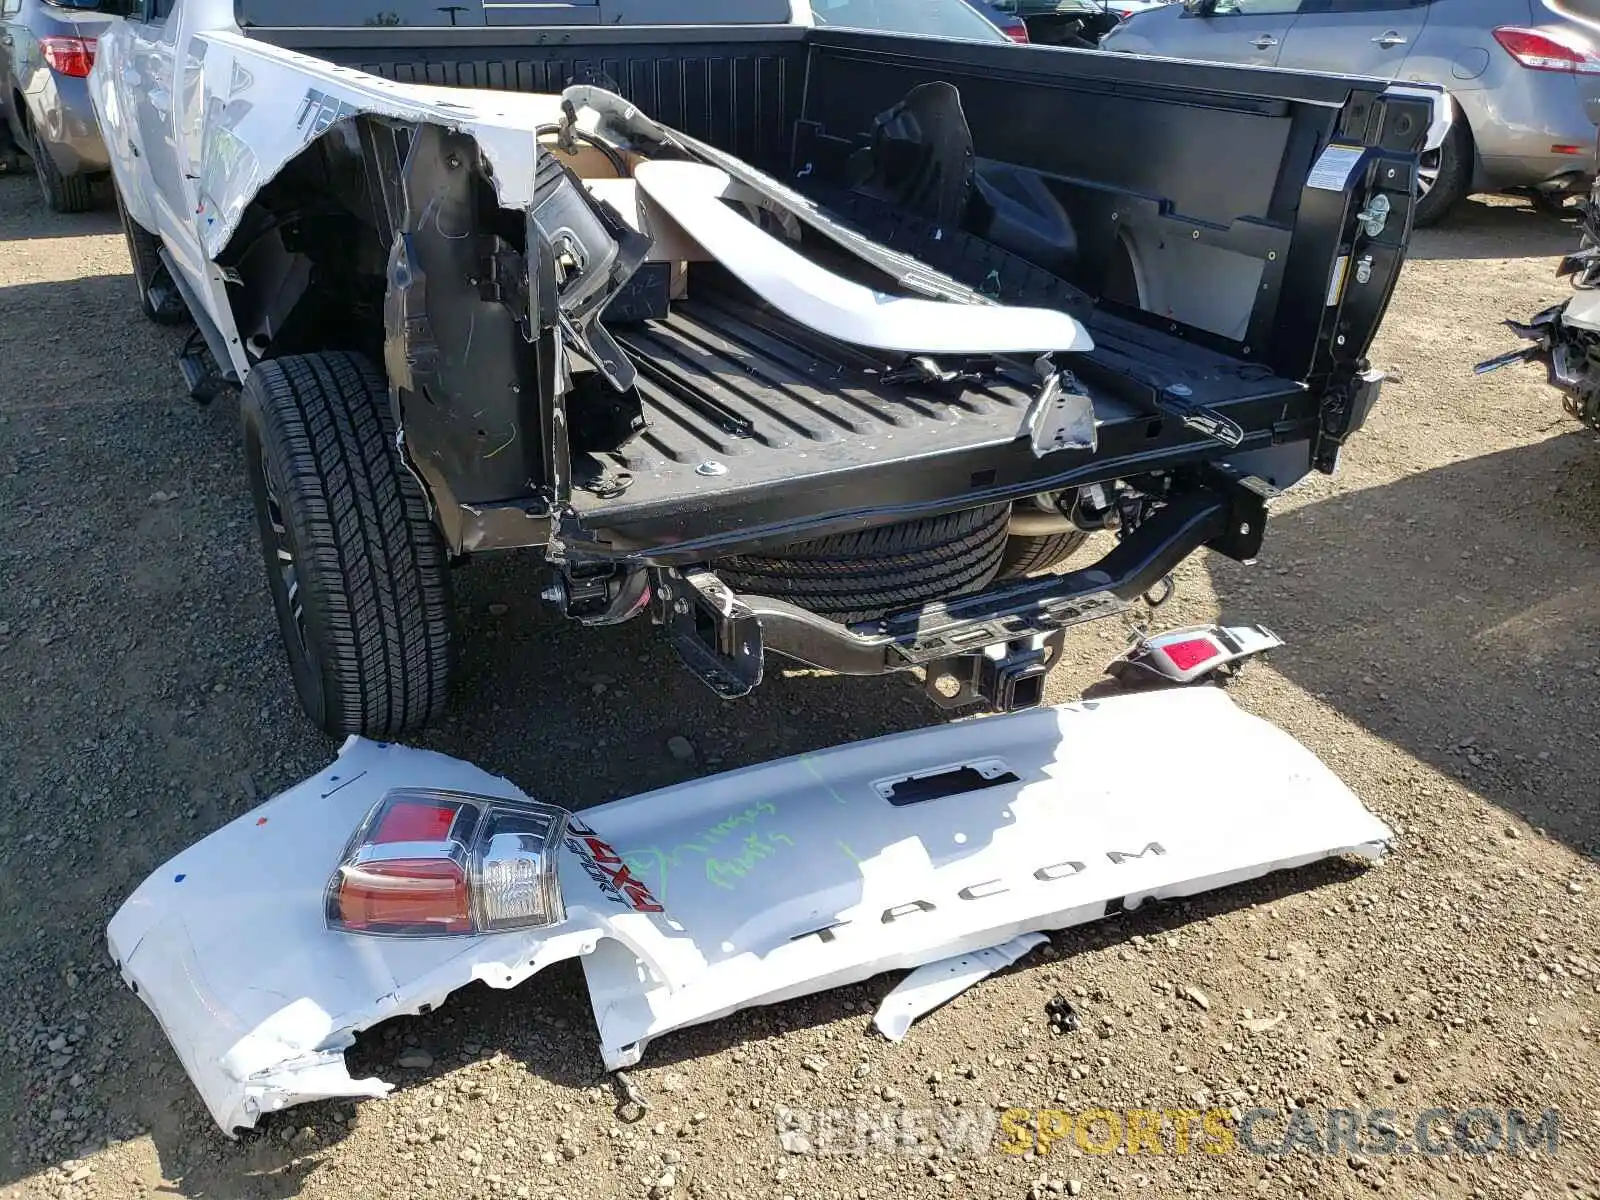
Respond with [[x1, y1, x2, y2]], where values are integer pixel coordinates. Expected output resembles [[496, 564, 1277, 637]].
[[716, 503, 1011, 625]]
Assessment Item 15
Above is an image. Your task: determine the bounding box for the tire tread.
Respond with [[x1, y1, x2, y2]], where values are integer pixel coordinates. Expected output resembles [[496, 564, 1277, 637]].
[[718, 505, 1010, 623], [246, 352, 451, 736]]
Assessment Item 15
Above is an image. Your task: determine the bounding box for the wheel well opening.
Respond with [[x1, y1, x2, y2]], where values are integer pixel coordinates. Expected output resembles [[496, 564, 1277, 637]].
[[218, 117, 399, 368]]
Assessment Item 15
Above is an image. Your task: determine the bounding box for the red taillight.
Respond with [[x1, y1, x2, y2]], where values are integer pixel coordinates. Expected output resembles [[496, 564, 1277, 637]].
[[1492, 26, 1600, 74], [328, 789, 569, 938], [371, 797, 459, 844], [336, 859, 472, 934], [40, 36, 96, 79], [1160, 637, 1222, 673], [1005, 24, 1030, 43]]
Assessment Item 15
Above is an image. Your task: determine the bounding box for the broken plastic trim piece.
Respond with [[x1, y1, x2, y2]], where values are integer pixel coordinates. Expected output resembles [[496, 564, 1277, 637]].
[[108, 689, 1391, 1135], [872, 933, 1047, 1042]]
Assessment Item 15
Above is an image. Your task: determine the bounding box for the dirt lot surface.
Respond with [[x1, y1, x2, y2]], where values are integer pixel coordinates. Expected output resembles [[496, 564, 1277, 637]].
[[2, 174, 1599, 1200]]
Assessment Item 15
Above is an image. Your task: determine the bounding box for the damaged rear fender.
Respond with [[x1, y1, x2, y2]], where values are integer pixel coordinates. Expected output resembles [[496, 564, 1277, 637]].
[[106, 737, 664, 1134]]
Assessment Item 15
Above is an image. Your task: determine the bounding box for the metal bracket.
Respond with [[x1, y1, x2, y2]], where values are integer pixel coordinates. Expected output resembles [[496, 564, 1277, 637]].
[[477, 237, 533, 341], [544, 563, 651, 627], [1158, 385, 1244, 449], [1311, 364, 1385, 474], [652, 568, 765, 699], [1022, 364, 1097, 457], [1198, 464, 1275, 563]]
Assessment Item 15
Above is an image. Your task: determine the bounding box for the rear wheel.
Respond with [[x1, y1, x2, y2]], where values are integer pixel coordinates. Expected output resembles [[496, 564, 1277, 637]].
[[717, 504, 1010, 624], [1414, 115, 1471, 228], [30, 127, 93, 214], [115, 186, 187, 324], [242, 351, 453, 737]]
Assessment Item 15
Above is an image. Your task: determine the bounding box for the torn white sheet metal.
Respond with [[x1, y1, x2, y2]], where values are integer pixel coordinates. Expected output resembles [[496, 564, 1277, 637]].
[[872, 932, 1046, 1043], [92, 5, 608, 380], [633, 160, 1093, 356], [109, 687, 1391, 1134]]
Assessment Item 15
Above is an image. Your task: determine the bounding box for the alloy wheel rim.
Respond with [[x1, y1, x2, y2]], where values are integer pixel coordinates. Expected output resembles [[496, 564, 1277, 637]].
[[261, 467, 308, 655], [1417, 147, 1441, 199]]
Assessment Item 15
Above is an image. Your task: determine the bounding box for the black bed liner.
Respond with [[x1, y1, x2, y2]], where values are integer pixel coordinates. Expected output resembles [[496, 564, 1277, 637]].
[[248, 21, 1424, 561], [569, 280, 1311, 555]]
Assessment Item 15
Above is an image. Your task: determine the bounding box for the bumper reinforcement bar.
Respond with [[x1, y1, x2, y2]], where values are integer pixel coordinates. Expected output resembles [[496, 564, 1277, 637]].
[[654, 477, 1265, 711]]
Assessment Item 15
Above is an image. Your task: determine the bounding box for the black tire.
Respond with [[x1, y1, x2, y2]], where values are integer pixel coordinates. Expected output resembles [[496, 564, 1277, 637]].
[[30, 127, 94, 214], [717, 504, 1009, 624], [1413, 115, 1472, 228], [115, 186, 188, 324], [242, 351, 453, 737], [996, 528, 1090, 579]]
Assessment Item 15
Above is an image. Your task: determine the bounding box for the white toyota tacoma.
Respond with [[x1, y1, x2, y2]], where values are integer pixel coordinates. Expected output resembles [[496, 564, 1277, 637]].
[[83, 0, 1427, 1135], [90, 0, 1440, 737]]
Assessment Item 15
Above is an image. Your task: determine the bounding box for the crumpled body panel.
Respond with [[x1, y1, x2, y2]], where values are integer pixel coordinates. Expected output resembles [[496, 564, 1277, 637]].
[[109, 688, 1392, 1134]]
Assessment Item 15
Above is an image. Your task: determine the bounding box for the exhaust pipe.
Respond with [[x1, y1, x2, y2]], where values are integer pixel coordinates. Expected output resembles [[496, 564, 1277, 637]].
[[1009, 491, 1080, 536]]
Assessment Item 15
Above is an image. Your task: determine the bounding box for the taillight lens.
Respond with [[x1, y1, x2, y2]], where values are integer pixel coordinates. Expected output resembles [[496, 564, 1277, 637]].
[[1004, 24, 1030, 43], [338, 858, 472, 935], [1158, 636, 1223, 673], [1492, 26, 1600, 74], [40, 36, 96, 79], [327, 789, 568, 938]]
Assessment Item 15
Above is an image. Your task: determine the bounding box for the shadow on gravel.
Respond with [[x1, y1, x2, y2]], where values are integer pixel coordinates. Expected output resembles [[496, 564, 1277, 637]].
[[0, 273, 160, 419], [0, 174, 118, 242], [621, 854, 1374, 1076], [424, 547, 945, 807], [1404, 196, 1577, 262], [1209, 432, 1600, 860]]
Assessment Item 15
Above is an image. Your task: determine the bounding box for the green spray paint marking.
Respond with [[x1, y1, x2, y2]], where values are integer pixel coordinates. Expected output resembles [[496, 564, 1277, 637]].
[[705, 831, 797, 890], [799, 752, 851, 806], [622, 799, 794, 901]]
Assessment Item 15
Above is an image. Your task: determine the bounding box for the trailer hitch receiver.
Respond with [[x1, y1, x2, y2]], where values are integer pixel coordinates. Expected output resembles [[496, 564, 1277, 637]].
[[926, 632, 1062, 712]]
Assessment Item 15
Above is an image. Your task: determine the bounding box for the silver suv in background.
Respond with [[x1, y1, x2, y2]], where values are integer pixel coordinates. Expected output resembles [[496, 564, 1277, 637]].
[[1103, 0, 1600, 225], [0, 0, 120, 212]]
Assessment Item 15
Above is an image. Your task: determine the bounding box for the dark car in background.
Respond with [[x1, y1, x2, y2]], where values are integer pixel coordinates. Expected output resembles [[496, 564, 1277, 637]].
[[961, 0, 1033, 41], [0, 0, 117, 211], [986, 0, 1132, 47]]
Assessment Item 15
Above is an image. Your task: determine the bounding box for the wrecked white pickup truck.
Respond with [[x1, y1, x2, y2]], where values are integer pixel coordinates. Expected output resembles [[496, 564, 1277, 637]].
[[90, 0, 1442, 737]]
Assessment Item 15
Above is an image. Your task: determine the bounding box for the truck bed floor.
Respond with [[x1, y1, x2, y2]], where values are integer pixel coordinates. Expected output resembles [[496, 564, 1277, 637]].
[[571, 281, 1304, 552]]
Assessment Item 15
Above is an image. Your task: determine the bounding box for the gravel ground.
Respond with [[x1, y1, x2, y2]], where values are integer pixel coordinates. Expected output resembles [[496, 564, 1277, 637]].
[[1, 174, 1598, 1200]]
